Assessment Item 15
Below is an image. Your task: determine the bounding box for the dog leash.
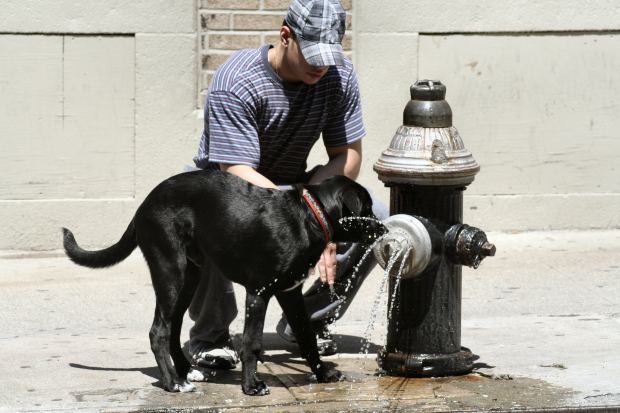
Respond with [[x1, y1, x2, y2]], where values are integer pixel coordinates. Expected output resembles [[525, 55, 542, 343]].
[[302, 189, 333, 244]]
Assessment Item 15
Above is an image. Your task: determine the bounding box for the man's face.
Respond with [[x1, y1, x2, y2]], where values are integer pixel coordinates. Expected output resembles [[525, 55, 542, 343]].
[[285, 37, 329, 85]]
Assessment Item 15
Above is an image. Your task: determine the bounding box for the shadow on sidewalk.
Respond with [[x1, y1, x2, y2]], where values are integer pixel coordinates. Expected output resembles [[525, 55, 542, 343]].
[[66, 332, 383, 391], [260, 332, 382, 354], [69, 363, 160, 380]]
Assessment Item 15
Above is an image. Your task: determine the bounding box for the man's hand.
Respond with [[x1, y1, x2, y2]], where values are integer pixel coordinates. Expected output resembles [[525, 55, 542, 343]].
[[317, 242, 337, 285]]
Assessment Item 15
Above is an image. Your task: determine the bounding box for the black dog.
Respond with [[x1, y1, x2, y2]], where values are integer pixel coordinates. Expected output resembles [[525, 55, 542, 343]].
[[62, 170, 385, 395]]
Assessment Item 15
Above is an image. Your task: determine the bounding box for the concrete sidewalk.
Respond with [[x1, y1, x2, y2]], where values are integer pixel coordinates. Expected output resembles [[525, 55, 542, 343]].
[[1, 230, 619, 412]]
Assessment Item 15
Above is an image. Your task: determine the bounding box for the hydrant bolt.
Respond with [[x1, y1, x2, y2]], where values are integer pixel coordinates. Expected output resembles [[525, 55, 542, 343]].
[[482, 242, 496, 257]]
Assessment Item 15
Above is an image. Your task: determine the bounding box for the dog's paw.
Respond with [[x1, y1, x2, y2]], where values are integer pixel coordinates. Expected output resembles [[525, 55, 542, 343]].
[[177, 380, 197, 393], [165, 380, 196, 393], [315, 367, 344, 383], [242, 380, 271, 396]]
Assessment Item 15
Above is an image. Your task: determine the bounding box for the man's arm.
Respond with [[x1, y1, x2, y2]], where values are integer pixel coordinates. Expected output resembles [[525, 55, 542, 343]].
[[308, 140, 362, 184], [220, 164, 278, 189], [221, 139, 362, 189]]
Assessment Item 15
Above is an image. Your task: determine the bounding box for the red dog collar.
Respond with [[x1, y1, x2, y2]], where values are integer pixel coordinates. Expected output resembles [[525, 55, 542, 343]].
[[302, 190, 333, 244]]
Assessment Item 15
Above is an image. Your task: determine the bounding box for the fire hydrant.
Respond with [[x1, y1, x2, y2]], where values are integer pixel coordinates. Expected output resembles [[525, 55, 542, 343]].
[[372, 80, 496, 376]]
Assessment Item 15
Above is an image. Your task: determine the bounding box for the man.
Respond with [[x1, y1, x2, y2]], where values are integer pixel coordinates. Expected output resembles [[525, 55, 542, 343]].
[[189, 0, 384, 371]]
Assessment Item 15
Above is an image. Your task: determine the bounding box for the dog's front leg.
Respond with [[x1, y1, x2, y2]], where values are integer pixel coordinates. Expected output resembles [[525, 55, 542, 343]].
[[240, 291, 270, 396], [275, 286, 343, 383]]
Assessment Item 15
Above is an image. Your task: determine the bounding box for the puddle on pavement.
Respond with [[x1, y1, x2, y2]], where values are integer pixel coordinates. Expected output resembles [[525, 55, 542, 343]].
[[100, 357, 575, 412], [258, 357, 575, 412]]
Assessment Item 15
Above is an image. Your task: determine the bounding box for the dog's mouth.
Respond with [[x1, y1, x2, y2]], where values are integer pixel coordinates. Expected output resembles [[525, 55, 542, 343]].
[[362, 220, 389, 244], [338, 215, 388, 244]]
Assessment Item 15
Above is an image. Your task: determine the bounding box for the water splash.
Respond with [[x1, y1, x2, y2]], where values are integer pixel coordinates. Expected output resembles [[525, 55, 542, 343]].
[[387, 248, 411, 323], [314, 233, 402, 342], [338, 216, 387, 243], [321, 235, 388, 341], [248, 276, 288, 309], [337, 234, 388, 305], [359, 248, 402, 355], [338, 216, 385, 226]]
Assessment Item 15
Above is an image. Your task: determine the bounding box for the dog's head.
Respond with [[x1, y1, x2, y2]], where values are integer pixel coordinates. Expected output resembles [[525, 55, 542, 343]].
[[308, 176, 387, 245]]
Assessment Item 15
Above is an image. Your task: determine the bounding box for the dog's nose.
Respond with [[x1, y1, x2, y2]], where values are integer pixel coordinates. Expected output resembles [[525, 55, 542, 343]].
[[377, 222, 389, 236]]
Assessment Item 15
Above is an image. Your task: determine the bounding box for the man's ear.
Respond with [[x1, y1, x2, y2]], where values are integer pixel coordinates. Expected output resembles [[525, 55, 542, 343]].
[[280, 26, 292, 46]]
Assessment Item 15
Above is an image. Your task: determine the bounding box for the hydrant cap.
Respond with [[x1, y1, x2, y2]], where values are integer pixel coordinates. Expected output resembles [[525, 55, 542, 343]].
[[404, 80, 452, 128], [411, 79, 447, 101]]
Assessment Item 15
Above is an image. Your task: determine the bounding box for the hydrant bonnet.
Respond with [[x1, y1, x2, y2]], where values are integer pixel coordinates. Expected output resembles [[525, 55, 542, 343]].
[[374, 80, 480, 187]]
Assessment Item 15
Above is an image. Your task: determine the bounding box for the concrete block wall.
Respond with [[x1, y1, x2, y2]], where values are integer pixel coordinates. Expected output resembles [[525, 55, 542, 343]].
[[0, 0, 199, 251], [198, 0, 353, 103]]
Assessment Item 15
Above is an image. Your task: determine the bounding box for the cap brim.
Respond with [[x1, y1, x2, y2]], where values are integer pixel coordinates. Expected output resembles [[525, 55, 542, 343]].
[[298, 39, 345, 67]]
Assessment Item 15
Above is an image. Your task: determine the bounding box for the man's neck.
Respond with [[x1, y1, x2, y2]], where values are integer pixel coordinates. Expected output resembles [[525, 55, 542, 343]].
[[268, 45, 298, 83]]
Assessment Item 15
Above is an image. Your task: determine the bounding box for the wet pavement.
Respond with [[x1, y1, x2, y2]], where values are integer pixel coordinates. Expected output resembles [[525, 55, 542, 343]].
[[1, 230, 619, 412]]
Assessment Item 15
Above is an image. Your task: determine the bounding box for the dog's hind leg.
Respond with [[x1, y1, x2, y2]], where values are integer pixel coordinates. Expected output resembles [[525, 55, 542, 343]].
[[149, 306, 184, 391], [169, 261, 200, 381], [144, 248, 195, 393]]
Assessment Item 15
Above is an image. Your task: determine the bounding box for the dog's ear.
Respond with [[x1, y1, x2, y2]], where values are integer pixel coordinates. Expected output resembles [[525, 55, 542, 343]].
[[306, 175, 367, 222], [341, 189, 363, 218]]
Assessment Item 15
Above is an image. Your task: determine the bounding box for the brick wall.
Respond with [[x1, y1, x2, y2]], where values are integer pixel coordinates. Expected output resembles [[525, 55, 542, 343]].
[[198, 0, 353, 104]]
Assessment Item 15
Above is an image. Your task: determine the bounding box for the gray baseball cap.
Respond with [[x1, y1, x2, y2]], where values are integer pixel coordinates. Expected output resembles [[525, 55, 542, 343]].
[[285, 0, 346, 67]]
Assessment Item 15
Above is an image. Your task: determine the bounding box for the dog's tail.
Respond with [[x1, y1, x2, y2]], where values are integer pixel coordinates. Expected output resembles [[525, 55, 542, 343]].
[[62, 220, 137, 268]]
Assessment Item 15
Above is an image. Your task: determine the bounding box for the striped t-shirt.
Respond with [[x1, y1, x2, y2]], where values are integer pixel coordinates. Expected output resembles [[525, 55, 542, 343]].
[[193, 45, 366, 184]]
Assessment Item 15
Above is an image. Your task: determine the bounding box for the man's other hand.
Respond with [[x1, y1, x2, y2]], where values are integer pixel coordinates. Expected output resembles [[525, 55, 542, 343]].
[[318, 242, 337, 285]]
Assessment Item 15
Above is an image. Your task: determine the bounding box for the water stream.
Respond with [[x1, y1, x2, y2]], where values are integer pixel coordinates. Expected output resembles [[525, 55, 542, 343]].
[[387, 248, 411, 325], [359, 249, 399, 355], [335, 216, 416, 355]]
